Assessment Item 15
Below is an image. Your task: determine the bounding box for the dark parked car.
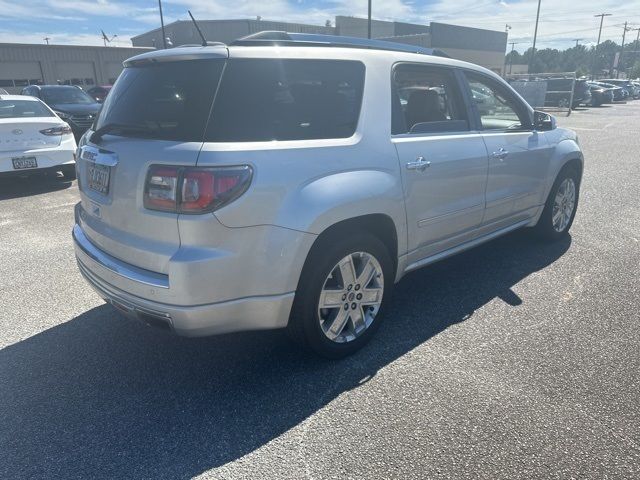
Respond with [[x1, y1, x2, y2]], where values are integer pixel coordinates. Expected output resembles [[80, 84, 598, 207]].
[[600, 79, 638, 99], [587, 82, 613, 106], [571, 79, 591, 108], [599, 82, 626, 101], [543, 77, 574, 108], [20, 85, 101, 140], [86, 85, 112, 103]]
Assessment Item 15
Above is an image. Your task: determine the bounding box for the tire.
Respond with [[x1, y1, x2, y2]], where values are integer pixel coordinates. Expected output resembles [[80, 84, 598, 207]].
[[60, 164, 76, 180], [534, 165, 580, 241], [287, 232, 394, 359]]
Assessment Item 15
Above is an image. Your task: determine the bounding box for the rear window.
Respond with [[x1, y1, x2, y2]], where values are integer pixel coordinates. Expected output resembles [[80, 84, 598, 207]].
[[0, 99, 54, 119], [206, 59, 365, 142], [94, 59, 224, 142], [41, 88, 95, 105]]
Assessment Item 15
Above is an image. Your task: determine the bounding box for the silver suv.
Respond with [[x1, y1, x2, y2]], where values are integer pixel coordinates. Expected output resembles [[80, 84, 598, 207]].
[[73, 34, 583, 357]]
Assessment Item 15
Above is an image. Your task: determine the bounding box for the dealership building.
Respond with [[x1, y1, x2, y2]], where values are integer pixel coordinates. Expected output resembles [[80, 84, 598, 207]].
[[0, 17, 506, 93], [131, 16, 508, 74], [0, 43, 151, 94]]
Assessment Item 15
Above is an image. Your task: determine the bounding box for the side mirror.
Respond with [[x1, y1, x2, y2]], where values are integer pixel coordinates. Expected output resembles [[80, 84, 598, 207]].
[[533, 110, 557, 131]]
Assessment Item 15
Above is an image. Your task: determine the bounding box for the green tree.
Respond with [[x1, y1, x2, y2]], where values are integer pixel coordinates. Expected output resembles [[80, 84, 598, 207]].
[[503, 40, 640, 77]]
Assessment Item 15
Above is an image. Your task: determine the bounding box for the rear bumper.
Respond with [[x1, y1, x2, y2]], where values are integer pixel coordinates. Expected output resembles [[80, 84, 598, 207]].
[[0, 146, 75, 174], [73, 223, 297, 336]]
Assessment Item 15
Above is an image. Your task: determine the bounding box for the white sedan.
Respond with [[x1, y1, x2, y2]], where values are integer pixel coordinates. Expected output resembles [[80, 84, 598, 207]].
[[0, 94, 76, 178]]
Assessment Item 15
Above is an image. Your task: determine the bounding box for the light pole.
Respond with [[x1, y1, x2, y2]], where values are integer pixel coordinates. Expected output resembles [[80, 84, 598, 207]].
[[367, 0, 372, 39], [158, 0, 167, 49], [592, 13, 612, 79], [632, 28, 640, 73], [528, 0, 542, 73], [503, 24, 511, 76]]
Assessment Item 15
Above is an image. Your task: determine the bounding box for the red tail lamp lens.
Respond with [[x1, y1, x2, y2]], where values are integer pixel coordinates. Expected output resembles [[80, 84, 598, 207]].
[[144, 165, 252, 214], [180, 167, 252, 213]]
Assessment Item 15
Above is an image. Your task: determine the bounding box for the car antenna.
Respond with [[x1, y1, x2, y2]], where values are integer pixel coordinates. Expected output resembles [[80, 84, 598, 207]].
[[188, 10, 208, 47]]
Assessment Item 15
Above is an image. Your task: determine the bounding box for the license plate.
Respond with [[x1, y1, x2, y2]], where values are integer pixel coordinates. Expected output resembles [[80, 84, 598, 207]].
[[12, 156, 38, 170], [88, 163, 110, 194]]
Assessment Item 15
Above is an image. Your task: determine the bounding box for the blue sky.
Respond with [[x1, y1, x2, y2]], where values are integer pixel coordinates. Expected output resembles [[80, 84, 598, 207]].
[[0, 1, 637, 52]]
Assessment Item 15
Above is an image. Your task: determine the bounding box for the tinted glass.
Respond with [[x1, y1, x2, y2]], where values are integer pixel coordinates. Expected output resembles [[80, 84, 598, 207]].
[[465, 72, 528, 130], [0, 99, 54, 119], [41, 87, 95, 105], [95, 59, 224, 142], [392, 64, 468, 134], [206, 59, 365, 142]]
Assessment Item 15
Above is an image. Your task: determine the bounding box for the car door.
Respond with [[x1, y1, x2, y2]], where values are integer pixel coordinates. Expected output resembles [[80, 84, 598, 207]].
[[392, 63, 489, 266], [463, 71, 553, 232]]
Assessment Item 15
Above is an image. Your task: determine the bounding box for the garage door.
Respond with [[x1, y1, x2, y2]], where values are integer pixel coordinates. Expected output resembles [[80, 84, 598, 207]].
[[0, 61, 43, 93], [105, 62, 124, 85], [54, 61, 96, 87]]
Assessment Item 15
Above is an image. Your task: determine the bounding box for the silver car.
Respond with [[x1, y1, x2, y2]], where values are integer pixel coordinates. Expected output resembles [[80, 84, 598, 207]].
[[73, 34, 583, 357]]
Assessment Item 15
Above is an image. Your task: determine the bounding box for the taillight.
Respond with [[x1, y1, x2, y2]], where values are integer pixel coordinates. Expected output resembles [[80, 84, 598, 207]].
[[40, 124, 73, 136], [143, 165, 252, 214]]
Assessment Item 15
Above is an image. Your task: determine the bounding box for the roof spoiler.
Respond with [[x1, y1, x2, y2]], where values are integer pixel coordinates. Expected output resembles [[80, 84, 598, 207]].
[[231, 31, 450, 57]]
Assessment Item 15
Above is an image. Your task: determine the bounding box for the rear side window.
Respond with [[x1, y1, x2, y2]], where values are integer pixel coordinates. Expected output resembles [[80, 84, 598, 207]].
[[94, 59, 224, 142], [392, 64, 468, 135], [206, 59, 365, 142], [0, 99, 54, 119]]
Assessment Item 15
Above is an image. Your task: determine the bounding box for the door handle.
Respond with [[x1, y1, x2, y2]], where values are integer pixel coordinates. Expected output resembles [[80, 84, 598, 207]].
[[406, 156, 431, 172], [490, 148, 509, 161]]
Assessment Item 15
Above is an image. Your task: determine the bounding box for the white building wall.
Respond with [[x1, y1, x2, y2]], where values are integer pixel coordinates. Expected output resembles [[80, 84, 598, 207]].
[[0, 43, 151, 93]]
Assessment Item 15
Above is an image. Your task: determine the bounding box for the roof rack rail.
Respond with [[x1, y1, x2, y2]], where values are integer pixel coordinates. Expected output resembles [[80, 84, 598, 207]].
[[230, 31, 450, 58]]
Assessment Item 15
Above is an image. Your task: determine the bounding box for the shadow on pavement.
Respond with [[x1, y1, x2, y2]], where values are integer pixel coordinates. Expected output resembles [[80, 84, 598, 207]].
[[0, 174, 72, 201], [0, 231, 571, 479]]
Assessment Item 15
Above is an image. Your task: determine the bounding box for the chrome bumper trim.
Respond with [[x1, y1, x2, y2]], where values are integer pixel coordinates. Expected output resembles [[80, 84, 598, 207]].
[[72, 224, 169, 289]]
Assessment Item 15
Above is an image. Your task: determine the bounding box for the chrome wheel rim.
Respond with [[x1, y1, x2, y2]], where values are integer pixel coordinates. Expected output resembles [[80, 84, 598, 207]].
[[317, 252, 384, 343], [552, 178, 576, 232]]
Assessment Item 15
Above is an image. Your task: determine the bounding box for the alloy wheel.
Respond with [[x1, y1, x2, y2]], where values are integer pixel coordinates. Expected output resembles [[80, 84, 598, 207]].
[[552, 177, 576, 232], [317, 252, 384, 343]]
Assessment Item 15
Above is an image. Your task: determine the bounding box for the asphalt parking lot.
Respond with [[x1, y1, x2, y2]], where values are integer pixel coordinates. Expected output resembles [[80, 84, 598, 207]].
[[1, 102, 639, 479]]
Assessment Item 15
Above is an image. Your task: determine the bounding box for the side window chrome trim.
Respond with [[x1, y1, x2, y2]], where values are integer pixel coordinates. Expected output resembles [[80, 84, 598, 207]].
[[391, 131, 485, 141]]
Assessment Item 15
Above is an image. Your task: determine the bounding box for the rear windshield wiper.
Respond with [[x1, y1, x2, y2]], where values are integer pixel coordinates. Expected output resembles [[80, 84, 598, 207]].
[[90, 122, 157, 144]]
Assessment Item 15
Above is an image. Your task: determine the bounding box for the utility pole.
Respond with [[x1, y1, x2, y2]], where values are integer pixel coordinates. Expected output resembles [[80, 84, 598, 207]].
[[528, 0, 542, 73], [43, 37, 50, 45], [367, 0, 372, 39], [158, 0, 167, 49], [574, 38, 582, 48], [617, 22, 630, 78], [508, 42, 520, 74], [592, 13, 612, 79]]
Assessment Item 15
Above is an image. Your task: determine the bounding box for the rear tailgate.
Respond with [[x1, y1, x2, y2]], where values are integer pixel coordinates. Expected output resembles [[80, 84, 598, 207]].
[[76, 52, 227, 275], [76, 139, 203, 274]]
